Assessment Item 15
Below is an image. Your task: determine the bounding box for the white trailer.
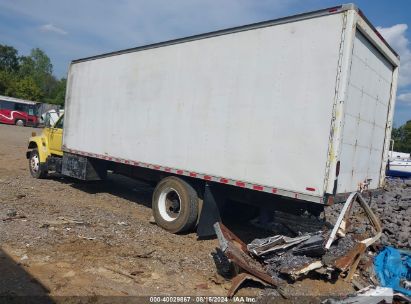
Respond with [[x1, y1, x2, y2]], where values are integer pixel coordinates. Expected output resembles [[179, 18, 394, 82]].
[[59, 4, 398, 233]]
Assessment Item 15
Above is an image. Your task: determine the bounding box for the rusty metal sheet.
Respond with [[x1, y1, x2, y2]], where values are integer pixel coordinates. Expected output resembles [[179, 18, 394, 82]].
[[214, 222, 284, 296], [247, 234, 312, 256], [227, 273, 270, 298], [334, 243, 366, 272]]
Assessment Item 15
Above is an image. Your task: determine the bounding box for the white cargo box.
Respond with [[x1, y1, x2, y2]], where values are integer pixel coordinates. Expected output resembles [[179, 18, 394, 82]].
[[63, 4, 399, 204]]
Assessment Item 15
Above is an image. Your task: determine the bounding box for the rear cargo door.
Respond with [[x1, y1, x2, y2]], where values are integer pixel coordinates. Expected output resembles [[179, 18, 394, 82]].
[[338, 30, 394, 193]]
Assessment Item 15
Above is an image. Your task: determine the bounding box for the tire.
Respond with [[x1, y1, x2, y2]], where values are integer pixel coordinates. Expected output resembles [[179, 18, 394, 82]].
[[29, 149, 48, 179], [15, 119, 25, 127], [152, 176, 199, 233]]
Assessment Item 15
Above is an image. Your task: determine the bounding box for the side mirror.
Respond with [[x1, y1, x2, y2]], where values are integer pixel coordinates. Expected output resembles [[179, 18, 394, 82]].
[[44, 113, 52, 127]]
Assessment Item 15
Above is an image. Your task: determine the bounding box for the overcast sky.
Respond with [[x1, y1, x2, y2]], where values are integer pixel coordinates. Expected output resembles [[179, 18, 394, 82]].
[[1, 0, 410, 125]]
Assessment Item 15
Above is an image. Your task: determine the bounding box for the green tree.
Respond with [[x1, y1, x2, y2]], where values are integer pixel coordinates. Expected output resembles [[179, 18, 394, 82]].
[[0, 45, 65, 105], [0, 70, 14, 95], [9, 77, 43, 101], [392, 120, 411, 153], [19, 48, 53, 92], [18, 56, 35, 76], [0, 44, 19, 72], [44, 78, 66, 105]]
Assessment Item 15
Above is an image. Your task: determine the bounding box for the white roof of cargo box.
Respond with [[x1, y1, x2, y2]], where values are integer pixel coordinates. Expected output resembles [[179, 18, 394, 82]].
[[72, 3, 399, 64]]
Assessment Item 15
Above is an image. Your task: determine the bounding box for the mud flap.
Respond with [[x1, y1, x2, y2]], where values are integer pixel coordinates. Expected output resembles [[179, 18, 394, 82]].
[[62, 152, 106, 180], [197, 183, 225, 238]]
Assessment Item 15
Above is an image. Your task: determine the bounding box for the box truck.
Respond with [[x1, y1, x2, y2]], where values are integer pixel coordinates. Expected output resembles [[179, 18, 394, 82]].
[[27, 4, 399, 235]]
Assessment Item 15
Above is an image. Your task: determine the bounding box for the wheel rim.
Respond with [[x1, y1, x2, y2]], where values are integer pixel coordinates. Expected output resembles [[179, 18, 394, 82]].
[[158, 187, 181, 222], [16, 120, 24, 126], [30, 154, 39, 173]]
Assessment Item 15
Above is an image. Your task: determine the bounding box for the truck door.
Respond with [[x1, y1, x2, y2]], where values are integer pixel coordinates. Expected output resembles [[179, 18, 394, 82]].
[[48, 116, 64, 156], [337, 30, 395, 193]]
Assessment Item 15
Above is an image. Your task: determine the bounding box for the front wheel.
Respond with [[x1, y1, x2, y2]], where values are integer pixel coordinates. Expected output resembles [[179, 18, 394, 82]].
[[29, 149, 47, 179], [152, 177, 199, 233]]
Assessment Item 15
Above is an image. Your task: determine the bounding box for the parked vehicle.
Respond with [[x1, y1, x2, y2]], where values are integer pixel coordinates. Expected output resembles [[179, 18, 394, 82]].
[[0, 95, 39, 127], [386, 141, 411, 178], [389, 151, 411, 159], [386, 158, 411, 178], [26, 4, 400, 235], [36, 103, 61, 123], [39, 109, 64, 127]]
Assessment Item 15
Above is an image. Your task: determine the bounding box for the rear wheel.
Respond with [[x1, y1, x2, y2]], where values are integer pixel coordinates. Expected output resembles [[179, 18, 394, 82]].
[[29, 149, 47, 179], [152, 177, 199, 233], [15, 119, 25, 126]]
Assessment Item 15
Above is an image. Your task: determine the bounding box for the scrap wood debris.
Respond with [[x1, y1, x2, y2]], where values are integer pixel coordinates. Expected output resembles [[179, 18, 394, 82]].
[[39, 216, 86, 228]]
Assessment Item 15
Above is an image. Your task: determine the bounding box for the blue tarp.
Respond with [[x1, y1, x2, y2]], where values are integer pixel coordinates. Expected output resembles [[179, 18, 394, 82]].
[[374, 246, 411, 296]]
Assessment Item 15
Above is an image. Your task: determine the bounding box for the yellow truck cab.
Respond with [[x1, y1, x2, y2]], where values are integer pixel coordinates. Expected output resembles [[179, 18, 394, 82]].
[[26, 114, 64, 178]]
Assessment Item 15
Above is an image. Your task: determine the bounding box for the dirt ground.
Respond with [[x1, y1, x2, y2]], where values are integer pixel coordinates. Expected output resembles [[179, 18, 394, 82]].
[[0, 124, 354, 303]]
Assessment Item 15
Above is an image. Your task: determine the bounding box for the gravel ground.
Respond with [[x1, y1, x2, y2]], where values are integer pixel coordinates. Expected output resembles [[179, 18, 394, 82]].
[[372, 178, 411, 248], [0, 124, 229, 299], [4, 123, 407, 301], [325, 178, 411, 249]]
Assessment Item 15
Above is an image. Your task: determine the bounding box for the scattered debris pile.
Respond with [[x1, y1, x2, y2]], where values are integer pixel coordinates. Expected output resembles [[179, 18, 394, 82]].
[[370, 178, 410, 248], [374, 246, 411, 297], [248, 232, 325, 281], [214, 191, 383, 297]]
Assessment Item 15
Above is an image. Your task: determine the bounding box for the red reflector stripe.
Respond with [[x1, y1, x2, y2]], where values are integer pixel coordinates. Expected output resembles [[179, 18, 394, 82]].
[[236, 181, 245, 187], [328, 7, 339, 12], [66, 148, 319, 200]]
